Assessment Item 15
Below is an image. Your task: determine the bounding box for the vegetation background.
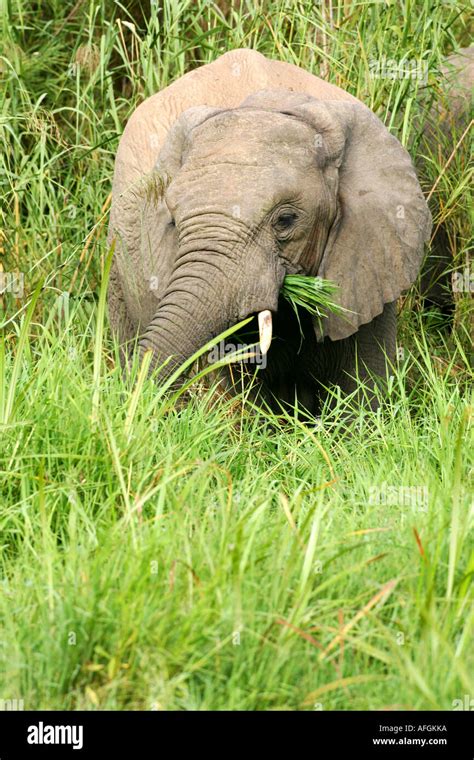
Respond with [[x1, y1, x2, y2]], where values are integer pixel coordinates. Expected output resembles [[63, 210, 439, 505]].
[[0, 0, 472, 710]]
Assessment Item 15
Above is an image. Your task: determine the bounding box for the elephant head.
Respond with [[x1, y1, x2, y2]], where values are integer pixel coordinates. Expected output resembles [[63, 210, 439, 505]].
[[137, 90, 431, 389]]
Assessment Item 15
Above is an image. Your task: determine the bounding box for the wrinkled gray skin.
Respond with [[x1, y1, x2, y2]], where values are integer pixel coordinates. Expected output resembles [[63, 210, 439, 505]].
[[418, 46, 473, 315], [108, 50, 431, 415]]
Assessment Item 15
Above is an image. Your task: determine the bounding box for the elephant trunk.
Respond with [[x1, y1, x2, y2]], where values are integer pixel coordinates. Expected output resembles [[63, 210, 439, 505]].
[[138, 237, 282, 382], [139, 263, 226, 379]]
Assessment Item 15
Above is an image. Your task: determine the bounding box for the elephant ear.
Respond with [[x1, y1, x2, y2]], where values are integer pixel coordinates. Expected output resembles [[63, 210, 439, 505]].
[[241, 91, 432, 341]]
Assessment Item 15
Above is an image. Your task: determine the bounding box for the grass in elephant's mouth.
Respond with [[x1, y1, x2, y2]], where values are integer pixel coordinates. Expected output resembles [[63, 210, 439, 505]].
[[281, 275, 349, 335], [281, 276, 343, 318]]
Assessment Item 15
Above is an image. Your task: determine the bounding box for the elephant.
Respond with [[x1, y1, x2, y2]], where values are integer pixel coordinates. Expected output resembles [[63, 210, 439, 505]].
[[107, 48, 431, 415], [418, 46, 473, 318]]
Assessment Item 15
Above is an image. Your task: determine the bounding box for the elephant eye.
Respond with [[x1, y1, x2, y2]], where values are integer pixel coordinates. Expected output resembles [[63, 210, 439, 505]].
[[275, 211, 297, 231]]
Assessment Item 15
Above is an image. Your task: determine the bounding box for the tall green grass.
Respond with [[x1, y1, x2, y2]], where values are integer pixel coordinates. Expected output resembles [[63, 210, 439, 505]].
[[0, 282, 472, 709], [0, 0, 472, 710]]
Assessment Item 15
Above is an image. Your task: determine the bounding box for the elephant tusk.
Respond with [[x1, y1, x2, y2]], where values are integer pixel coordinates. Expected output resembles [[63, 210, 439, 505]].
[[258, 310, 273, 356]]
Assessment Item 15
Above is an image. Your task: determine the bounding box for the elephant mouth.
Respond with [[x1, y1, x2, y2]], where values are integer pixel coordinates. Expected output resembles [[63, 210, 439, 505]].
[[208, 311, 272, 372], [211, 297, 318, 415], [221, 298, 315, 377], [199, 298, 323, 417], [224, 310, 274, 360]]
